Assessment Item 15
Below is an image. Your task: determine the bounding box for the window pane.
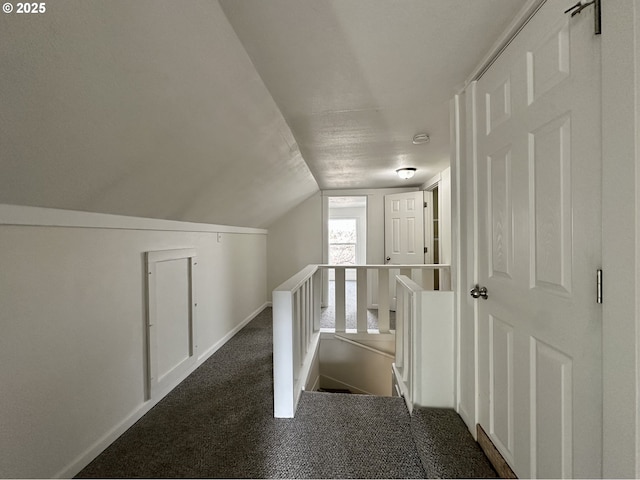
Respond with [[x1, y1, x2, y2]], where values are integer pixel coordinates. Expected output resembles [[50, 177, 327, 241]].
[[329, 219, 357, 244], [329, 244, 356, 265]]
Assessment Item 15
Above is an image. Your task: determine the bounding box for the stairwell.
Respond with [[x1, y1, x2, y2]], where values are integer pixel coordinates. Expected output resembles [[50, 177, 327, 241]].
[[309, 389, 497, 478]]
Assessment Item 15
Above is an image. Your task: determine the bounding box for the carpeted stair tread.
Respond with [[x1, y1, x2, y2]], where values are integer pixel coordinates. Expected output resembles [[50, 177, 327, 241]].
[[411, 407, 498, 479], [288, 392, 425, 478]]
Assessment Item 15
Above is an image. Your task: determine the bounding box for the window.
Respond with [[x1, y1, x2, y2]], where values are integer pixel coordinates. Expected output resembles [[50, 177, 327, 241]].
[[328, 218, 357, 265]]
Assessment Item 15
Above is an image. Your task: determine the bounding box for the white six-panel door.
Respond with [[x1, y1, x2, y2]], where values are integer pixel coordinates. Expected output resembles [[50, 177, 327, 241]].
[[384, 191, 425, 265], [473, 1, 602, 477]]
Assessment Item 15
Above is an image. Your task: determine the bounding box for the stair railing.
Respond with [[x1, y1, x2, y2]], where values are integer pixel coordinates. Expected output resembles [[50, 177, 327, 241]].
[[273, 265, 321, 418], [393, 274, 455, 413], [319, 264, 451, 333], [272, 263, 453, 418]]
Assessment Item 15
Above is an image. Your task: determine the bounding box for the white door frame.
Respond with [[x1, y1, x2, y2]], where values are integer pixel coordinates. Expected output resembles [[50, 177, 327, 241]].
[[600, 3, 640, 477], [452, 1, 640, 476]]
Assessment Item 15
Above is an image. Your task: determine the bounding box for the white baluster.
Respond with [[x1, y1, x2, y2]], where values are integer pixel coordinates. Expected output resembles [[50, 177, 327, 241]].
[[356, 267, 368, 333], [293, 290, 301, 380], [313, 269, 321, 332], [335, 267, 346, 332], [301, 281, 307, 356], [396, 285, 404, 370], [378, 268, 390, 333]]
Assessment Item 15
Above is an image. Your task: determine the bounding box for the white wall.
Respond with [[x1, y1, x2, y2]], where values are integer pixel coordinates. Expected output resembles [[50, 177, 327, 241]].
[[267, 192, 323, 294], [268, 188, 421, 293], [322, 188, 418, 265], [319, 334, 394, 396], [0, 206, 268, 479]]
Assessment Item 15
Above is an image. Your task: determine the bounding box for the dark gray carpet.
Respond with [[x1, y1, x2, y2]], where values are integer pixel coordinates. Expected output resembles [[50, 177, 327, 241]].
[[77, 307, 496, 479], [411, 407, 498, 478], [76, 308, 424, 479]]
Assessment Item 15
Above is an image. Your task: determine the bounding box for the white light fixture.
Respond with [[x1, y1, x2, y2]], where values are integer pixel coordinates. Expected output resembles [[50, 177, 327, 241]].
[[396, 167, 417, 180], [412, 133, 430, 145]]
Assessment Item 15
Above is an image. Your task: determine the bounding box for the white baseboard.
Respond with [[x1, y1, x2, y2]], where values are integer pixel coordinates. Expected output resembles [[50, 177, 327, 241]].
[[309, 372, 320, 392], [457, 404, 476, 440], [55, 302, 270, 479], [198, 302, 269, 362], [392, 363, 412, 414]]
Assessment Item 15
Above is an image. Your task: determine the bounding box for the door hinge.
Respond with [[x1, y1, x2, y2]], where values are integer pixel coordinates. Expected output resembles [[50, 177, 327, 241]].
[[424, 202, 428, 208], [424, 247, 428, 254], [596, 269, 603, 304], [565, 0, 601, 35]]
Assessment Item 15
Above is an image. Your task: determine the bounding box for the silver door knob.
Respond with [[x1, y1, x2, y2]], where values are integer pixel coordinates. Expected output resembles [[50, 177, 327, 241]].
[[470, 285, 488, 300]]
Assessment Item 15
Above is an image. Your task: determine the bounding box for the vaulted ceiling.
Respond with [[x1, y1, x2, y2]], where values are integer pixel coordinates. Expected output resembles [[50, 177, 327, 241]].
[[220, 0, 528, 189], [0, 0, 527, 228]]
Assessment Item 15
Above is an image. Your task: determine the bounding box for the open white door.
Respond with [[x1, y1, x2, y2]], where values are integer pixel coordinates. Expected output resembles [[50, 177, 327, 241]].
[[384, 191, 425, 310], [384, 191, 425, 265], [472, 1, 602, 477]]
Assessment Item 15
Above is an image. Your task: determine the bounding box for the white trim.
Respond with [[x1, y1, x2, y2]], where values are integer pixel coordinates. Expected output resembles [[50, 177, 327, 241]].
[[601, 2, 640, 476], [319, 374, 376, 396], [332, 334, 395, 359], [392, 363, 412, 413], [420, 173, 441, 191], [450, 94, 463, 425], [54, 302, 270, 479], [309, 373, 320, 392], [0, 204, 267, 235], [146, 249, 198, 400], [296, 333, 322, 400], [197, 302, 270, 362], [321, 187, 419, 197], [319, 330, 395, 341]]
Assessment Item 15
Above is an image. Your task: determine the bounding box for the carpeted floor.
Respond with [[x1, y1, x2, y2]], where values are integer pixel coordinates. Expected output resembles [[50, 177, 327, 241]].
[[411, 408, 497, 478], [77, 307, 496, 479], [77, 307, 423, 478]]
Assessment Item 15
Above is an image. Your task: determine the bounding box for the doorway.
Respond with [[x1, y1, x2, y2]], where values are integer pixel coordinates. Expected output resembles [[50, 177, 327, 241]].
[[327, 196, 366, 277], [322, 196, 367, 327]]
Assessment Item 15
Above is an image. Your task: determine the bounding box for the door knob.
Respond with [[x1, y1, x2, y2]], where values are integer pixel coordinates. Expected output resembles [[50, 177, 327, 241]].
[[470, 284, 488, 300], [386, 256, 391, 264]]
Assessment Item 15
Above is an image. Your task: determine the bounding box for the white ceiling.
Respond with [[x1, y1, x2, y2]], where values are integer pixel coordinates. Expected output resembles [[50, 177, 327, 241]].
[[0, 0, 529, 228], [220, 0, 528, 189]]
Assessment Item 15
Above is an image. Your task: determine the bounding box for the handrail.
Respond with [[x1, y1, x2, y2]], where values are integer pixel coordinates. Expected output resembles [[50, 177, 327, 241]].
[[273, 263, 455, 418], [393, 274, 454, 413], [273, 264, 321, 418], [395, 274, 424, 292], [319, 263, 451, 270], [274, 264, 319, 292], [333, 334, 395, 359]]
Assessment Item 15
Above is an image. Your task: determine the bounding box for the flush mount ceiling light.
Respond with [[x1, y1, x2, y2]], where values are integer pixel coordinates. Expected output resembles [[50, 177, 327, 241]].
[[396, 167, 417, 180], [412, 133, 430, 145]]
